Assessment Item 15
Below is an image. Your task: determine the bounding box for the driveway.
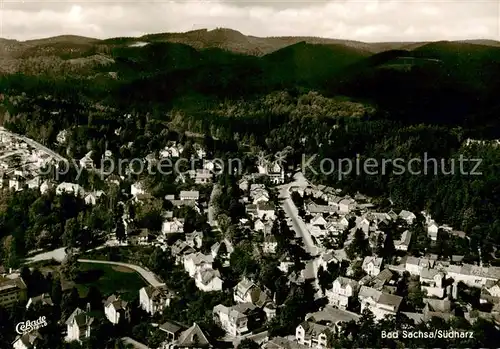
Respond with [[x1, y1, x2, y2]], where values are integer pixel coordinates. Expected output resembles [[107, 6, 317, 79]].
[[77, 259, 165, 288]]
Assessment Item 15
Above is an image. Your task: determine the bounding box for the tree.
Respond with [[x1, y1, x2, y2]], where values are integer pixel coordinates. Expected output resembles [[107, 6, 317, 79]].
[[346, 229, 370, 260], [61, 253, 80, 281]]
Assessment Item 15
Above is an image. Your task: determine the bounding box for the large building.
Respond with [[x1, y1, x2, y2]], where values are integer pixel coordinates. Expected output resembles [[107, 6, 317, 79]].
[[0, 277, 27, 309]]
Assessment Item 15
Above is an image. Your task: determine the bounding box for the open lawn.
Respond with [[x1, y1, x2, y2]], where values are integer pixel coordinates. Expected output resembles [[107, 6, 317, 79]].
[[75, 263, 146, 302]]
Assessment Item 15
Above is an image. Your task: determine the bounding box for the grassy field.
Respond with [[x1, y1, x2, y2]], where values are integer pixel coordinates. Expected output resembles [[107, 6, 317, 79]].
[[75, 262, 146, 302]]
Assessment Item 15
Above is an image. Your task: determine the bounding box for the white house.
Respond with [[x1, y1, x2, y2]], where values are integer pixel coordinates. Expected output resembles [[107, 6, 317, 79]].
[[405, 257, 435, 276], [339, 198, 356, 213], [65, 307, 94, 343], [427, 221, 439, 241], [394, 230, 412, 251], [162, 219, 184, 234], [104, 295, 130, 325], [446, 264, 500, 288], [139, 286, 171, 315], [40, 180, 54, 194], [310, 214, 328, 227], [358, 286, 403, 321], [56, 182, 84, 197], [263, 234, 277, 254], [84, 191, 105, 206], [254, 219, 265, 232], [213, 303, 257, 337], [295, 321, 332, 348], [179, 190, 199, 201], [399, 210, 416, 225], [195, 269, 223, 292], [131, 182, 146, 197], [362, 256, 383, 277], [79, 151, 94, 169], [325, 277, 359, 310], [183, 252, 214, 277]]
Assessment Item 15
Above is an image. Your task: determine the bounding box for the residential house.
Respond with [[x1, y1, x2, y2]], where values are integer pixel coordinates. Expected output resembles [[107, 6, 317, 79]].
[[168, 322, 212, 348], [160, 144, 183, 158], [394, 230, 412, 251], [183, 253, 214, 277], [26, 293, 53, 309], [238, 178, 249, 192], [338, 198, 356, 213], [263, 233, 278, 254], [186, 231, 204, 249], [79, 151, 94, 169], [195, 269, 223, 292], [104, 295, 130, 325], [65, 307, 94, 343], [254, 219, 266, 232], [0, 277, 27, 309], [446, 264, 500, 288], [56, 182, 84, 197], [325, 277, 359, 310], [162, 219, 184, 234], [13, 331, 42, 349], [211, 239, 234, 260], [362, 256, 383, 277], [179, 190, 199, 201], [234, 278, 270, 305], [257, 202, 276, 221], [420, 268, 445, 298], [427, 221, 439, 241], [139, 286, 172, 315], [310, 214, 328, 227], [213, 303, 261, 337], [405, 257, 435, 276], [39, 180, 54, 194], [84, 190, 105, 206], [295, 321, 333, 348], [171, 240, 195, 264], [159, 321, 184, 343], [131, 182, 146, 197], [187, 169, 213, 184], [399, 210, 416, 225], [358, 286, 403, 321]]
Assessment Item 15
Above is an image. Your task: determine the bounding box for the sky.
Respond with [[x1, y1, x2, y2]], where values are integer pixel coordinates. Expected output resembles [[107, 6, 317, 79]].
[[0, 0, 499, 42]]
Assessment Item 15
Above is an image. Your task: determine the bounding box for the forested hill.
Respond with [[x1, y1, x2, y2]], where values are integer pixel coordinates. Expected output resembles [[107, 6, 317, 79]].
[[1, 30, 500, 262]]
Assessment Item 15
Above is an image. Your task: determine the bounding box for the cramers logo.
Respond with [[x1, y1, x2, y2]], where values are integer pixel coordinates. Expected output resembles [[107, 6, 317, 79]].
[[15, 316, 48, 335]]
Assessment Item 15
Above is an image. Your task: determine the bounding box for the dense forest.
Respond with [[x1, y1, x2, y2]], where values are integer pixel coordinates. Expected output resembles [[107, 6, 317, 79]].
[[1, 39, 500, 263]]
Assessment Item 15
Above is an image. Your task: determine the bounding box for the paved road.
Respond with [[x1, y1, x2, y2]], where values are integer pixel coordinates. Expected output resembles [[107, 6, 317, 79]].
[[78, 259, 165, 287], [278, 172, 318, 256], [0, 127, 66, 162]]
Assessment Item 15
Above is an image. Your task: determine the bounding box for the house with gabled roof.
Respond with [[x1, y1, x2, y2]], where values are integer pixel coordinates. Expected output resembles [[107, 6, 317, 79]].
[[362, 256, 383, 276], [12, 331, 42, 349], [213, 303, 261, 337], [325, 276, 359, 310], [104, 294, 130, 325], [26, 293, 53, 309], [183, 252, 214, 277], [64, 307, 94, 343], [358, 286, 403, 321], [159, 321, 184, 343], [257, 202, 276, 221], [174, 322, 212, 348], [399, 210, 416, 224], [195, 269, 223, 292], [395, 230, 412, 251], [139, 286, 172, 315]]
